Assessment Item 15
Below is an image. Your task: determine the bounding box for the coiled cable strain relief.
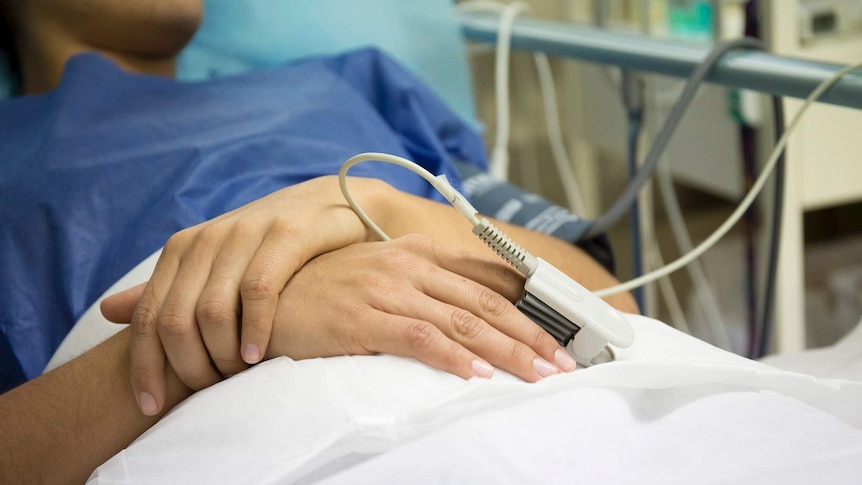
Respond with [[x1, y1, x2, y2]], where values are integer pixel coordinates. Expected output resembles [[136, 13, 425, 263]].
[[472, 218, 538, 277]]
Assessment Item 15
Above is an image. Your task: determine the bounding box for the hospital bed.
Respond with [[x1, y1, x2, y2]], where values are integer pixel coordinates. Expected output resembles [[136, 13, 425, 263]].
[[12, 0, 862, 482], [53, 251, 862, 484]]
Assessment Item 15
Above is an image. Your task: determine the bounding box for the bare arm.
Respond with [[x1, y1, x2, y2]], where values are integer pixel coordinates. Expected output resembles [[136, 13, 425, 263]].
[[364, 180, 639, 314], [121, 175, 635, 416], [0, 175, 633, 483], [0, 329, 191, 484]]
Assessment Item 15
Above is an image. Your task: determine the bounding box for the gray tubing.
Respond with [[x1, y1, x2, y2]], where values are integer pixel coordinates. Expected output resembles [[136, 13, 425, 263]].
[[583, 37, 764, 238]]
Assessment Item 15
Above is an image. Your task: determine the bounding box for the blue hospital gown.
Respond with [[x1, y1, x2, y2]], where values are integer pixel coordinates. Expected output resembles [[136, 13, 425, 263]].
[[0, 50, 485, 391], [0, 49, 607, 393]]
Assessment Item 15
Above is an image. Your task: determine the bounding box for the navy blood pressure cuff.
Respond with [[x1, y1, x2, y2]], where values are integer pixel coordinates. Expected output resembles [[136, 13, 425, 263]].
[[453, 161, 615, 275]]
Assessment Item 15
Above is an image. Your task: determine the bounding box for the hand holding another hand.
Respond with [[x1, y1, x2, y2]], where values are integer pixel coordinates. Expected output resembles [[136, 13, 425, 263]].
[[264, 234, 576, 382], [102, 176, 386, 415], [101, 175, 579, 416]]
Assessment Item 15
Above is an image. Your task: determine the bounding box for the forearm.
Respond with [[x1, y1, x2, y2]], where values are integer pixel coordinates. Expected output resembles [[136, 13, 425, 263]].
[[0, 329, 192, 484], [367, 182, 638, 313]]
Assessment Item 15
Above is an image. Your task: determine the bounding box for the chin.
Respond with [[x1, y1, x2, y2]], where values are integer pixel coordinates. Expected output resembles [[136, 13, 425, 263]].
[[46, 0, 206, 58], [145, 0, 204, 56]]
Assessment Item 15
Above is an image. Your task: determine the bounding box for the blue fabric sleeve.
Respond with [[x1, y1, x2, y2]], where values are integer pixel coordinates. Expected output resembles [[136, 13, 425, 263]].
[[453, 161, 616, 275], [0, 48, 487, 391]]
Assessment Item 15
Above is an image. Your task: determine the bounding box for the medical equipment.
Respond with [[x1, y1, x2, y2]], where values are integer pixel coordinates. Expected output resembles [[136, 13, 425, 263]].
[[458, 1, 586, 215], [584, 37, 765, 240], [462, 10, 862, 353], [588, 35, 785, 356], [595, 61, 862, 295], [339, 48, 860, 364], [464, 5, 777, 353], [339, 153, 634, 366]]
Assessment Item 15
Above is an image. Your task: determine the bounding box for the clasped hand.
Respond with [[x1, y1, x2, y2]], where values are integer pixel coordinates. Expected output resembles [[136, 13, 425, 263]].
[[101, 176, 575, 416]]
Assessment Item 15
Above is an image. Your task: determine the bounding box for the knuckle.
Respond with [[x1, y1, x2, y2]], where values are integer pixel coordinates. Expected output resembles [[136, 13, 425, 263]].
[[450, 309, 484, 340], [404, 322, 435, 350], [508, 340, 528, 362], [163, 228, 194, 255], [475, 287, 509, 318], [193, 225, 224, 251], [157, 311, 191, 339], [131, 305, 159, 336], [269, 216, 300, 240], [231, 218, 256, 237], [240, 277, 276, 303], [196, 299, 233, 326]]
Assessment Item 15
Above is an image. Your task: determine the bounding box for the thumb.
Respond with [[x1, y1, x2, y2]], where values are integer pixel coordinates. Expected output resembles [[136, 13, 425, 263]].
[[100, 282, 148, 323]]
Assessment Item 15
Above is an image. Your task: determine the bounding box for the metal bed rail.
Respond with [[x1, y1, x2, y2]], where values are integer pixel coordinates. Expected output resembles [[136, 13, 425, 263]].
[[460, 12, 862, 109]]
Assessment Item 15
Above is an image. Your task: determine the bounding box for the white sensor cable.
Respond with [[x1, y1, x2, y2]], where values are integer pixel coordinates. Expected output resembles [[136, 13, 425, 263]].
[[339, 153, 480, 240], [594, 62, 862, 297], [339, 153, 538, 277], [338, 152, 633, 365], [459, 1, 586, 215], [338, 64, 862, 319]]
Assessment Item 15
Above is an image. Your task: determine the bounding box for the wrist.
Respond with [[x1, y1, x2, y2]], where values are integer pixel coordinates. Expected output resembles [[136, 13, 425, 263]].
[[331, 175, 398, 243]]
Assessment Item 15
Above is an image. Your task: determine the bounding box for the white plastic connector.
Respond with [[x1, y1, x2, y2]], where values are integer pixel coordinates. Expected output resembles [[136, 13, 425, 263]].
[[339, 151, 635, 367], [525, 258, 634, 365], [435, 174, 481, 225], [472, 218, 537, 277]]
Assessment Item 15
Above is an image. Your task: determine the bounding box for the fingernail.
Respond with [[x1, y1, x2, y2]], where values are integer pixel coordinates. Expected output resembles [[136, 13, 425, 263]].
[[471, 359, 495, 379], [242, 344, 260, 364], [533, 357, 558, 378], [554, 349, 577, 372], [139, 392, 158, 416]]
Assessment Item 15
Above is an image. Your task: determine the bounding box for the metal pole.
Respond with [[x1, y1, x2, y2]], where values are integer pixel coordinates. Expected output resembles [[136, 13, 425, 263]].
[[460, 12, 862, 109]]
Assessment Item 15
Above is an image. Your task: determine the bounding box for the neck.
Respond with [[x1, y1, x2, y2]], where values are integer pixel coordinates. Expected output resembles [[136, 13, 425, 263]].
[[16, 17, 178, 95]]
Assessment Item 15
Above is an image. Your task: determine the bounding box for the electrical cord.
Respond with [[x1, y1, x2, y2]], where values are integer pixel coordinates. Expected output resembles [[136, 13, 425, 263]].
[[583, 38, 764, 239], [338, 65, 859, 328], [459, 0, 784, 356], [534, 52, 587, 215], [626, 117, 646, 310], [655, 148, 733, 350], [754, 94, 785, 358], [648, 241, 692, 335], [593, 61, 862, 298], [338, 153, 538, 277], [742, 0, 783, 359], [458, 1, 529, 180], [594, 2, 724, 342], [339, 153, 635, 363], [622, 70, 647, 312], [459, 1, 586, 215]]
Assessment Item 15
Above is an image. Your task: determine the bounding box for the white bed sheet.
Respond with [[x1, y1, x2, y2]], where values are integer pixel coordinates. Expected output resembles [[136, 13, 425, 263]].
[[46, 252, 862, 484]]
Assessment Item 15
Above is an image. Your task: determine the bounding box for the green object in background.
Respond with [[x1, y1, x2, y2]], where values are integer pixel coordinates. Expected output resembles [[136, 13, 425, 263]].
[[668, 0, 714, 39]]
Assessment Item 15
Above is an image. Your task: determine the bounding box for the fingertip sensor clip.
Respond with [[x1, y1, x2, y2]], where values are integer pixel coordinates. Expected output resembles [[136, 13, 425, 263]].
[[518, 258, 634, 367]]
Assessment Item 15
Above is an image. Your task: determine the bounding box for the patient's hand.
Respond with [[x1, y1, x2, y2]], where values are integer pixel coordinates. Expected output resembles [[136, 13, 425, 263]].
[[101, 176, 389, 416], [265, 235, 576, 382]]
